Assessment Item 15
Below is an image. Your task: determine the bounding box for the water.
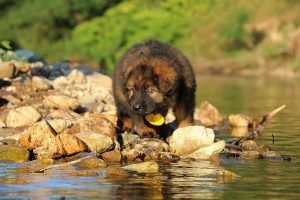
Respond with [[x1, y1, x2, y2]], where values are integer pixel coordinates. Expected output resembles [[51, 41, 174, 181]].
[[1, 76, 300, 199]]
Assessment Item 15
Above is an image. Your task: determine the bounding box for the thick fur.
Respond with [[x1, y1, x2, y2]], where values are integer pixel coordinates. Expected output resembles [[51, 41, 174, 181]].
[[112, 39, 196, 138]]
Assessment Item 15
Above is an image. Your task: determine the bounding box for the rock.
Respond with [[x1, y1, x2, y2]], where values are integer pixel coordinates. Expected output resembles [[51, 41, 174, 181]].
[[18, 120, 65, 158], [15, 50, 43, 62], [66, 69, 86, 84], [13, 61, 31, 73], [31, 76, 52, 91], [75, 131, 114, 155], [47, 109, 81, 120], [47, 119, 72, 133], [122, 161, 159, 173], [228, 114, 253, 127], [43, 95, 79, 110], [158, 152, 180, 163], [86, 72, 112, 88], [262, 151, 282, 159], [6, 106, 41, 128], [57, 133, 87, 155], [102, 150, 122, 162], [194, 101, 224, 126], [68, 115, 117, 139], [74, 157, 107, 169], [121, 148, 144, 161], [241, 140, 258, 151], [0, 61, 16, 79], [241, 150, 261, 160], [186, 140, 225, 160], [169, 126, 215, 156], [0, 145, 29, 163], [121, 132, 140, 146], [132, 138, 169, 153], [258, 144, 272, 154], [216, 170, 238, 181], [231, 126, 249, 137], [107, 167, 129, 177], [0, 138, 17, 145], [0, 120, 6, 128]]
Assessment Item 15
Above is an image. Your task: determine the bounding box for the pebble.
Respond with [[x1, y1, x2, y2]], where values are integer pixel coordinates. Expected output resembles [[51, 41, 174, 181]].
[[0, 62, 16, 79], [74, 157, 107, 169], [122, 161, 159, 173], [194, 101, 224, 126], [102, 150, 122, 162], [43, 95, 80, 110], [32, 76, 53, 91], [75, 131, 115, 155], [6, 106, 42, 128]]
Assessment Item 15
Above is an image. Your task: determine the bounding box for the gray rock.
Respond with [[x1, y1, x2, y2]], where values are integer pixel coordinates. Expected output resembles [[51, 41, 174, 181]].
[[0, 62, 16, 79], [43, 95, 79, 110], [122, 161, 159, 173], [75, 131, 114, 155], [0, 145, 30, 163], [6, 106, 42, 128], [15, 50, 43, 62], [169, 126, 215, 156]]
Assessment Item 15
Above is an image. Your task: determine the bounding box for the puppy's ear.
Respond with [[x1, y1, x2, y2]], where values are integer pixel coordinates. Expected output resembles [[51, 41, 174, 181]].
[[154, 67, 178, 94]]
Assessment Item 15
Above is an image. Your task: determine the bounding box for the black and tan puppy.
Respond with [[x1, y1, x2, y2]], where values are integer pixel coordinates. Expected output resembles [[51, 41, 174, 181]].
[[113, 39, 196, 138]]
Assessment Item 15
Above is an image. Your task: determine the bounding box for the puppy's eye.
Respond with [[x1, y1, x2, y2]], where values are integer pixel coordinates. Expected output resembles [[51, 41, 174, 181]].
[[126, 87, 134, 92], [146, 88, 155, 94]]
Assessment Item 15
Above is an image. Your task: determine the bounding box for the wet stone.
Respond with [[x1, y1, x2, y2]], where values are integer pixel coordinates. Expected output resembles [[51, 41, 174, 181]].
[[122, 161, 159, 173], [241, 140, 258, 151], [241, 150, 261, 160], [0, 145, 30, 163], [158, 152, 180, 163], [107, 167, 129, 177], [74, 157, 107, 169], [102, 150, 122, 163]]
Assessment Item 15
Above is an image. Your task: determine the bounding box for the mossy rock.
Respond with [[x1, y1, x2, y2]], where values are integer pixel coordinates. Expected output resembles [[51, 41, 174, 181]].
[[0, 145, 30, 163]]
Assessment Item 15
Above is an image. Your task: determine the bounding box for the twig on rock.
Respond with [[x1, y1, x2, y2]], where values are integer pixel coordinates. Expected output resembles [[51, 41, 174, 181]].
[[34, 156, 92, 173], [245, 105, 286, 140]]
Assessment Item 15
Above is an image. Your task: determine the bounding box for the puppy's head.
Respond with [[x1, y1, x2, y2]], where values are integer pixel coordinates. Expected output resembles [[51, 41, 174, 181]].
[[123, 63, 177, 116]]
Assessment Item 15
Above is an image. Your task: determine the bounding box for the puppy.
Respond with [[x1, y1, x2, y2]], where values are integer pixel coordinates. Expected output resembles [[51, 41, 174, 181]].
[[112, 39, 196, 138]]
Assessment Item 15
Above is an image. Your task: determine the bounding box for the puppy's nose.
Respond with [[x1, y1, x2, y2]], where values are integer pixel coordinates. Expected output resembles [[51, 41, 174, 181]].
[[133, 104, 142, 112]]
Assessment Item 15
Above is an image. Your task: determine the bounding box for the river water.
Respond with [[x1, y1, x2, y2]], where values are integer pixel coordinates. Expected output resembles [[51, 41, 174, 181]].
[[0, 76, 299, 199]]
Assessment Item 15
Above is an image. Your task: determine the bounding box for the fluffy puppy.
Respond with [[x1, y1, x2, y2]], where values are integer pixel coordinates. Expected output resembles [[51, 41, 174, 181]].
[[112, 39, 196, 138]]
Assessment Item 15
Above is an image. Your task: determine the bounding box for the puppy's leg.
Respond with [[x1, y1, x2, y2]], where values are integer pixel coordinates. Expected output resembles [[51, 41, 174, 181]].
[[132, 115, 159, 138], [117, 112, 133, 132], [174, 92, 195, 128]]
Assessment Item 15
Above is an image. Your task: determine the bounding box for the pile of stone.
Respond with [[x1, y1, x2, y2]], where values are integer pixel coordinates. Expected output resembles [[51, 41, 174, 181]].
[[0, 50, 226, 172]]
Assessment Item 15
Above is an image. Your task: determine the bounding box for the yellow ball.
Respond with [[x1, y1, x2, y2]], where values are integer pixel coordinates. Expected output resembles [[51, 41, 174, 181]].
[[145, 113, 165, 126]]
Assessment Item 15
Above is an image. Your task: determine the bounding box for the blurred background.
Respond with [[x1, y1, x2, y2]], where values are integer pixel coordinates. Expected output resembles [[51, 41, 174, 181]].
[[1, 0, 300, 76]]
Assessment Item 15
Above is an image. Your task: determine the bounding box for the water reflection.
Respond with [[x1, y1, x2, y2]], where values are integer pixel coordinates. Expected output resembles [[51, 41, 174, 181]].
[[1, 76, 300, 199]]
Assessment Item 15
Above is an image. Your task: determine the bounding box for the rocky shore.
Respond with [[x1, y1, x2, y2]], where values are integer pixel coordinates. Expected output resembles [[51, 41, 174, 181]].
[[0, 50, 289, 174]]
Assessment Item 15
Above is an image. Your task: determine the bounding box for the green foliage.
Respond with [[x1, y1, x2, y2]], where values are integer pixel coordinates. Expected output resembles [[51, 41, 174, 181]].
[[1, 0, 300, 75], [219, 7, 253, 51], [0, 40, 12, 50], [71, 0, 191, 74], [0, 0, 120, 59]]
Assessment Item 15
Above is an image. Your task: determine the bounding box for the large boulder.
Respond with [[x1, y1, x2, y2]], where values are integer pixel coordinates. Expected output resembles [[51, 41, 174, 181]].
[[169, 126, 215, 156]]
